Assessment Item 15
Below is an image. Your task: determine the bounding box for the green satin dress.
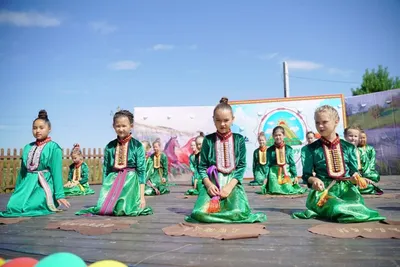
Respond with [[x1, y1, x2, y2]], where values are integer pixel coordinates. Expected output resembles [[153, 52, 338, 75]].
[[0, 141, 65, 217], [292, 138, 385, 223], [144, 153, 170, 195], [63, 162, 95, 196], [249, 147, 268, 186], [258, 145, 307, 195], [185, 132, 267, 223], [357, 145, 382, 194], [185, 153, 200, 195], [76, 137, 153, 216]]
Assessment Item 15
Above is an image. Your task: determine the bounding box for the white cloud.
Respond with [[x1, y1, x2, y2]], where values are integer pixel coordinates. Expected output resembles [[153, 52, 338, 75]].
[[290, 126, 300, 132], [258, 52, 278, 60], [0, 10, 61, 27], [152, 44, 175, 51], [89, 21, 117, 35], [286, 60, 323, 70], [108, 60, 141, 70], [267, 121, 275, 125], [289, 116, 296, 121], [265, 128, 273, 134], [328, 67, 353, 77]]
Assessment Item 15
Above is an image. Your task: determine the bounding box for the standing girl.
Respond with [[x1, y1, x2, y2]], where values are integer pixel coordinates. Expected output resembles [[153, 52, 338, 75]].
[[76, 110, 153, 216], [144, 140, 170, 196], [0, 110, 70, 217], [292, 105, 385, 223], [258, 126, 307, 195], [184, 132, 205, 195], [63, 143, 95, 196], [185, 97, 267, 223], [249, 132, 268, 186]]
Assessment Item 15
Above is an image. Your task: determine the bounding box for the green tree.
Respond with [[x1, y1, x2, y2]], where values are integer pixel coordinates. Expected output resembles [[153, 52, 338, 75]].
[[351, 65, 400, 96]]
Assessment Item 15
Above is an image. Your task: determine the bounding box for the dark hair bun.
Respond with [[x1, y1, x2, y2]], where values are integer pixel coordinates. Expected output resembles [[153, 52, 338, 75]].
[[73, 143, 80, 149], [219, 97, 228, 104], [199, 131, 205, 137], [38, 109, 48, 120]]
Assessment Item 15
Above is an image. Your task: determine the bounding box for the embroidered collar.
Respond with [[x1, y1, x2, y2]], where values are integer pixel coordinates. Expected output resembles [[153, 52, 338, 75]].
[[75, 161, 83, 168], [320, 134, 341, 148], [117, 134, 132, 145], [259, 145, 267, 152], [36, 137, 51, 146], [216, 131, 232, 141], [274, 142, 285, 149]]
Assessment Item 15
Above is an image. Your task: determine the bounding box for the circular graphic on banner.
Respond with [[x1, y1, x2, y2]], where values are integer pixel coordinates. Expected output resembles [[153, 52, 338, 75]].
[[258, 108, 307, 146]]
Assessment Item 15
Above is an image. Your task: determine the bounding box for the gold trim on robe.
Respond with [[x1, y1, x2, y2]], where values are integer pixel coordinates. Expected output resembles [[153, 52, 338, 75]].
[[215, 134, 236, 174], [153, 154, 161, 169], [276, 146, 286, 166], [259, 147, 267, 165], [73, 166, 82, 181], [113, 141, 129, 170], [322, 143, 346, 178]]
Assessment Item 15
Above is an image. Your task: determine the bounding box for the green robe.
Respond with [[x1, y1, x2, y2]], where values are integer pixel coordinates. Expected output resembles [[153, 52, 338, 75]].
[[292, 139, 385, 223], [144, 152, 170, 195], [76, 137, 153, 216], [185, 153, 200, 195], [63, 162, 95, 196], [357, 145, 382, 194], [249, 148, 268, 186], [0, 141, 65, 217], [258, 145, 307, 195], [185, 133, 267, 223], [359, 145, 380, 182]]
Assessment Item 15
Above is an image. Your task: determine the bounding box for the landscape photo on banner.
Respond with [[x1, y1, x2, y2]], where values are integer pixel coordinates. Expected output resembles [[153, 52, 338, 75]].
[[345, 89, 400, 175], [133, 94, 346, 180], [230, 94, 346, 177]]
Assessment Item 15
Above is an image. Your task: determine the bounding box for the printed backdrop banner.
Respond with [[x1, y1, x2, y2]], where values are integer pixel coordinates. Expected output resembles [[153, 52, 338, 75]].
[[133, 94, 346, 180], [230, 94, 346, 177], [345, 89, 400, 175]]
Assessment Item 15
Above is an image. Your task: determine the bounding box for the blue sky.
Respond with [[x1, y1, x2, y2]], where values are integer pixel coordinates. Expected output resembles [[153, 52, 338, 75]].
[[0, 0, 399, 150]]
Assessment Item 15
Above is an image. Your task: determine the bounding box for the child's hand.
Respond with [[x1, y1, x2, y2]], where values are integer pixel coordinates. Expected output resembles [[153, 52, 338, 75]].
[[161, 178, 166, 183], [311, 178, 325, 191], [220, 185, 233, 199], [57, 198, 71, 208], [140, 197, 146, 209], [293, 177, 300, 184], [207, 184, 220, 197], [263, 178, 268, 185]]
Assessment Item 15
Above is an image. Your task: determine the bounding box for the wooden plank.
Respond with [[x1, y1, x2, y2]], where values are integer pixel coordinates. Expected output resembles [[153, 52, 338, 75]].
[[0, 177, 399, 267]]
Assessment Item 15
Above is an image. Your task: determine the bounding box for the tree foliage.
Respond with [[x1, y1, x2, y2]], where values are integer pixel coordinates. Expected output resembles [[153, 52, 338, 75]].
[[351, 65, 400, 96]]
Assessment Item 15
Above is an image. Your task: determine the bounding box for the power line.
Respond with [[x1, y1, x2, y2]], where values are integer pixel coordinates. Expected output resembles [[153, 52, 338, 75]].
[[289, 75, 359, 84]]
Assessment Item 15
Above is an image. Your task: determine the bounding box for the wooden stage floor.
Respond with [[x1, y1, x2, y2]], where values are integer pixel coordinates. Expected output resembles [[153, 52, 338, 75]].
[[0, 176, 399, 267]]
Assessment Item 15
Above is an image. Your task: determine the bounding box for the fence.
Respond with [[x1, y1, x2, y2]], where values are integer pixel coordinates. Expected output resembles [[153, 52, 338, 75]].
[[0, 148, 104, 193]]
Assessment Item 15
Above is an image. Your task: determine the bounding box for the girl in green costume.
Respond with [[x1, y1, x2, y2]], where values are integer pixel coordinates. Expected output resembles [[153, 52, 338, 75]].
[[359, 131, 381, 183], [76, 110, 153, 216], [141, 140, 154, 182], [258, 127, 307, 195], [0, 110, 71, 217], [292, 105, 385, 223], [185, 97, 267, 223], [184, 132, 205, 195], [344, 126, 382, 195], [249, 132, 268, 186], [144, 140, 170, 195], [63, 143, 95, 196]]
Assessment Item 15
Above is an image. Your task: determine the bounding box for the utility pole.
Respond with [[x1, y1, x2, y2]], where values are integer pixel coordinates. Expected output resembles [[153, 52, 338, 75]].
[[283, 61, 290, 98]]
